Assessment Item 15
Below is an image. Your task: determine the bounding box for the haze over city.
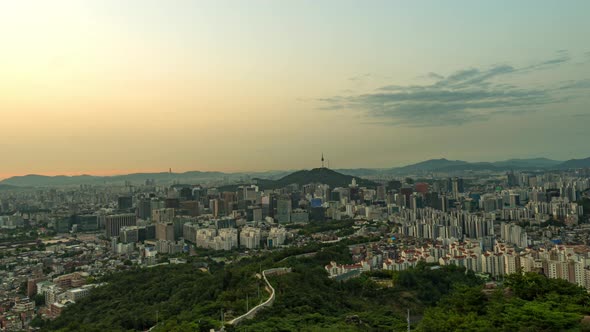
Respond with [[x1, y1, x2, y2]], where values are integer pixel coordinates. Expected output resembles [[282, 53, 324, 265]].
[[1, 0, 589, 177]]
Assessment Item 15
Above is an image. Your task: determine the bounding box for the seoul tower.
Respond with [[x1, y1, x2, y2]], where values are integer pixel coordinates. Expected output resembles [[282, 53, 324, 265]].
[[321, 153, 325, 168]]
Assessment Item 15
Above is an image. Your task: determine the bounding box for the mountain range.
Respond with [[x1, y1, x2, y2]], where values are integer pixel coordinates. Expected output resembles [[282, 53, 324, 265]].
[[377, 157, 567, 175], [0, 156, 588, 188]]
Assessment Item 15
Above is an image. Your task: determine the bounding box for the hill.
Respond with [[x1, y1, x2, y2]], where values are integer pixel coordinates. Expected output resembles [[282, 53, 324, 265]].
[[390, 158, 469, 174], [434, 162, 500, 173], [39, 243, 480, 331], [0, 170, 281, 187], [388, 157, 568, 175], [0, 184, 19, 190], [418, 271, 590, 331], [334, 168, 385, 177], [0, 174, 102, 187], [38, 243, 590, 332], [253, 168, 377, 189], [557, 157, 590, 169], [492, 157, 562, 168]]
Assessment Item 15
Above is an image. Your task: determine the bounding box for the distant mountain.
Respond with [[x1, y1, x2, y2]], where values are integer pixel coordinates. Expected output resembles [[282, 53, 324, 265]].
[[0, 169, 301, 188], [108, 171, 227, 183], [389, 158, 469, 174], [557, 157, 590, 169], [334, 168, 385, 177], [0, 171, 244, 187], [387, 157, 567, 175], [2, 156, 586, 187], [253, 168, 377, 189], [0, 174, 101, 187], [492, 158, 562, 169], [434, 162, 500, 173]]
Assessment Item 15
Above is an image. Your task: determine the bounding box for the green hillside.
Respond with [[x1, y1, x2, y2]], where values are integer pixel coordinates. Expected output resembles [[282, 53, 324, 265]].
[[39, 243, 590, 332]]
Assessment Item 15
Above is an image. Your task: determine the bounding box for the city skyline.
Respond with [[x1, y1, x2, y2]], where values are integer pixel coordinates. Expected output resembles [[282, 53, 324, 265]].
[[1, 1, 589, 177], [0, 153, 588, 181]]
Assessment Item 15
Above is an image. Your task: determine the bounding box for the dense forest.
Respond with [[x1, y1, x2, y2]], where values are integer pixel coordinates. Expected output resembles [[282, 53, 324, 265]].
[[41, 242, 590, 331], [418, 272, 590, 332]]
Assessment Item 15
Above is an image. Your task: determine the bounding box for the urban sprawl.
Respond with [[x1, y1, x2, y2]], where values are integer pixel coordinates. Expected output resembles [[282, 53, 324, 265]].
[[1, 167, 589, 330]]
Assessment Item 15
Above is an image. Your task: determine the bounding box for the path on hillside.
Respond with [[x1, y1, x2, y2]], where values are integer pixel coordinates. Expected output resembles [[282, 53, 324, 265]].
[[227, 267, 291, 326]]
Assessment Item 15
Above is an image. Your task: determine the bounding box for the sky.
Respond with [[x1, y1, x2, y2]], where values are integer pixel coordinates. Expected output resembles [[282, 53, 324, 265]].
[[1, 0, 589, 178]]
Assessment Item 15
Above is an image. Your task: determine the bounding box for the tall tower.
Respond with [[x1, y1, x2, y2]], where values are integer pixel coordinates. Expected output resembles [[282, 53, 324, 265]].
[[321, 153, 325, 168]]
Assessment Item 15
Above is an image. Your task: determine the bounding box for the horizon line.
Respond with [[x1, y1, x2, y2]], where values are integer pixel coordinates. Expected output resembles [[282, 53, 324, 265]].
[[0, 154, 584, 181]]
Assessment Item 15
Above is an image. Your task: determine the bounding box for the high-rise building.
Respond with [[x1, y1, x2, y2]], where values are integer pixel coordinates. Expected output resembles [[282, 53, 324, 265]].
[[179, 200, 200, 216], [210, 199, 220, 217], [243, 186, 258, 201], [150, 200, 166, 215], [376, 185, 387, 201], [137, 198, 152, 220], [120, 226, 139, 243], [480, 194, 502, 212], [506, 171, 518, 187], [105, 214, 136, 238], [267, 227, 288, 248], [481, 252, 505, 277], [247, 206, 262, 221], [415, 182, 429, 194], [509, 193, 520, 208], [277, 198, 292, 223], [212, 219, 232, 230], [500, 222, 528, 248], [223, 192, 237, 215], [73, 214, 99, 231], [153, 208, 175, 223], [165, 198, 180, 209], [451, 177, 464, 198], [117, 196, 133, 211], [156, 222, 175, 242], [179, 187, 193, 201], [441, 195, 449, 213], [240, 226, 261, 249]]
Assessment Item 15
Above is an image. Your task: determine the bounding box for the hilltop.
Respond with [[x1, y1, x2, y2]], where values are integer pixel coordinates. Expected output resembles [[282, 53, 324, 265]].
[[389, 158, 470, 173], [253, 167, 377, 189]]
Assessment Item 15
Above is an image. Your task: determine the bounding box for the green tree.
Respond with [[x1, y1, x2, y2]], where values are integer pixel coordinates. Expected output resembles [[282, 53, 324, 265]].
[[34, 293, 46, 306]]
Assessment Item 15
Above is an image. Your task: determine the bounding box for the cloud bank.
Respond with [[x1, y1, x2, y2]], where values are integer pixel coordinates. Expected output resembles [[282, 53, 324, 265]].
[[320, 51, 590, 126]]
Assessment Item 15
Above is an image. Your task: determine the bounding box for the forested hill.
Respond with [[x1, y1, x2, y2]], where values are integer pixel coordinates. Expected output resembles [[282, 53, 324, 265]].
[[253, 167, 377, 189], [40, 243, 590, 331]]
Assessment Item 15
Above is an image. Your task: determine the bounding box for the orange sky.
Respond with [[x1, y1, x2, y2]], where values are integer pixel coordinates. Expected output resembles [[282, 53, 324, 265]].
[[1, 1, 589, 179]]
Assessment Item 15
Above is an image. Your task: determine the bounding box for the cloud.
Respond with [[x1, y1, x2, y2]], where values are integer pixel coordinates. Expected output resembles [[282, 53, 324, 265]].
[[559, 79, 590, 90], [521, 50, 571, 72], [427, 72, 444, 80], [319, 52, 588, 126]]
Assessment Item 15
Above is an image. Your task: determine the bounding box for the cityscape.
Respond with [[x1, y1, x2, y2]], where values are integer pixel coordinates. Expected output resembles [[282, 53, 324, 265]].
[[1, 157, 590, 330], [2, 1, 590, 331]]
